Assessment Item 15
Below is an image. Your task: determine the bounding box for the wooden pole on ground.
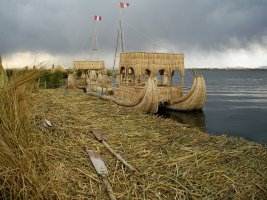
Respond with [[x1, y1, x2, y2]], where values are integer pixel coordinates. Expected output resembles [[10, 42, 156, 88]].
[[91, 130, 137, 172], [86, 149, 116, 200]]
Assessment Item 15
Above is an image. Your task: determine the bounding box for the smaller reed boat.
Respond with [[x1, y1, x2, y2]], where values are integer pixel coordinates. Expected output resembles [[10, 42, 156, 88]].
[[67, 60, 112, 92]]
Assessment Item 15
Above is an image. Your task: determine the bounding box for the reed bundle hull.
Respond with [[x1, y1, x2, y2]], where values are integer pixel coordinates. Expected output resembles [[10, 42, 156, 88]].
[[166, 75, 207, 111], [86, 75, 206, 113], [88, 77, 159, 113]]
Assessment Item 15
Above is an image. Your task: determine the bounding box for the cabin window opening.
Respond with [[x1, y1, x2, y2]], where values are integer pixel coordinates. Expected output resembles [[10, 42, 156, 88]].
[[120, 67, 126, 83], [86, 70, 90, 79], [157, 69, 165, 86], [128, 67, 135, 84], [89, 70, 97, 81], [171, 70, 180, 86], [145, 69, 151, 76], [144, 69, 151, 82], [76, 70, 83, 78]]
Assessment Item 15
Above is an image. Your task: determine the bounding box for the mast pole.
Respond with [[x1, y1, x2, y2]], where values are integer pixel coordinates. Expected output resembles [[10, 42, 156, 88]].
[[119, 7, 124, 52], [112, 1, 129, 86], [92, 20, 98, 52]]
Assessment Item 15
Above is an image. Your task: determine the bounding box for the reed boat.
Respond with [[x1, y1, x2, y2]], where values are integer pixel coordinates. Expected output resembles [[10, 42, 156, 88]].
[[78, 51, 206, 113], [67, 4, 206, 113], [67, 60, 111, 91]]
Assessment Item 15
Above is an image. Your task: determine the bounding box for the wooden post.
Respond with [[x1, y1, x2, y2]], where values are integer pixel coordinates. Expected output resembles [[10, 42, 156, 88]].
[[181, 75, 184, 89], [92, 20, 98, 51], [119, 8, 124, 52]]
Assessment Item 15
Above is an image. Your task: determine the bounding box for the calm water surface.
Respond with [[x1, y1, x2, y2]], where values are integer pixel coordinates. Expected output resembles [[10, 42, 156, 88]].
[[160, 69, 267, 144]]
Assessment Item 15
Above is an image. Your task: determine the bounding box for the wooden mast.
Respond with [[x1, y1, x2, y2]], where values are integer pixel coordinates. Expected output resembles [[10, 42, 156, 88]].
[[92, 21, 98, 51], [112, 1, 130, 84], [90, 15, 102, 61], [119, 8, 124, 52]]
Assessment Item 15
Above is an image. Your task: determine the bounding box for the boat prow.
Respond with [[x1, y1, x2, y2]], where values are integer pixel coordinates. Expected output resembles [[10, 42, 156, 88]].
[[88, 77, 159, 113], [166, 75, 207, 111]]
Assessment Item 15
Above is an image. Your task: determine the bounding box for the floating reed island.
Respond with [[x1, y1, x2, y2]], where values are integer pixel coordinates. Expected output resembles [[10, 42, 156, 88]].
[[1, 69, 267, 199]]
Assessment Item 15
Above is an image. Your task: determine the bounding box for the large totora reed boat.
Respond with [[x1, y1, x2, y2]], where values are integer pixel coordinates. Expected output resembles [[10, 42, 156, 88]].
[[84, 51, 207, 113], [68, 4, 206, 113]]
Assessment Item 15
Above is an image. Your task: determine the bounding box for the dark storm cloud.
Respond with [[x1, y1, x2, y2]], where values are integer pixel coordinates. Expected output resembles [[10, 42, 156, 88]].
[[0, 0, 267, 55]]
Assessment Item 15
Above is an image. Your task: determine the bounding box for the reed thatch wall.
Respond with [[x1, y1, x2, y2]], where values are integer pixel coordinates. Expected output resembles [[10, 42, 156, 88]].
[[119, 52, 184, 77], [73, 60, 105, 71]]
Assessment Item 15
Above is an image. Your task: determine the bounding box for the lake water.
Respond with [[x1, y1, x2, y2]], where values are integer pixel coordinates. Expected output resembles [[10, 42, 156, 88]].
[[159, 69, 267, 144]]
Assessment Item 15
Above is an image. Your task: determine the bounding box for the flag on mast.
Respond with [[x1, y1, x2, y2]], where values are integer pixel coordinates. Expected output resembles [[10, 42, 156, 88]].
[[119, 2, 130, 8], [94, 16, 102, 21]]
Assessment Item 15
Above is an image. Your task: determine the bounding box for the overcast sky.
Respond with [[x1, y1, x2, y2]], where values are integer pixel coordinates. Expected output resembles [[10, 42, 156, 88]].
[[0, 0, 267, 68]]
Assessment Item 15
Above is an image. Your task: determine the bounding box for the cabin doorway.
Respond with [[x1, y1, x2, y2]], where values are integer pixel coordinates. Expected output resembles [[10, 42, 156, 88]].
[[157, 69, 169, 86], [157, 69, 164, 86], [120, 67, 126, 84], [171, 70, 180, 86], [144, 69, 151, 82], [128, 67, 135, 84]]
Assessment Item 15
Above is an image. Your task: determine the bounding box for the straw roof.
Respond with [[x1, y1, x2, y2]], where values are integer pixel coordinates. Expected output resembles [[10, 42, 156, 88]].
[[119, 52, 184, 77], [73, 60, 105, 70]]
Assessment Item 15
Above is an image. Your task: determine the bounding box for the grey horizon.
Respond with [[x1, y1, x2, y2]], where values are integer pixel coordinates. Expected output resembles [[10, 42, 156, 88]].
[[0, 0, 267, 67]]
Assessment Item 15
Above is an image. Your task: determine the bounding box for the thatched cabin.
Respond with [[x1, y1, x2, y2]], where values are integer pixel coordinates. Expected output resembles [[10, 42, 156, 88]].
[[71, 60, 106, 88], [119, 52, 184, 86], [73, 60, 105, 75], [85, 52, 206, 113]]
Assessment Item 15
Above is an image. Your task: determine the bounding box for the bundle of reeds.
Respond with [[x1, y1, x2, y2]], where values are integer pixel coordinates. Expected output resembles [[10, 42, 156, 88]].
[[29, 89, 267, 200], [0, 56, 8, 88], [1, 69, 267, 199], [0, 70, 51, 199]]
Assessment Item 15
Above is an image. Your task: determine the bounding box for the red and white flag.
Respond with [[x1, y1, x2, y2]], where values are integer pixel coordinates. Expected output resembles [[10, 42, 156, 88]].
[[94, 16, 102, 21], [119, 2, 130, 8]]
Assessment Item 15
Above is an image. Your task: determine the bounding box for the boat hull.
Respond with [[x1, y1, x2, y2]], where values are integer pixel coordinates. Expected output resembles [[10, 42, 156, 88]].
[[86, 75, 206, 113], [166, 75, 207, 111], [87, 77, 159, 113]]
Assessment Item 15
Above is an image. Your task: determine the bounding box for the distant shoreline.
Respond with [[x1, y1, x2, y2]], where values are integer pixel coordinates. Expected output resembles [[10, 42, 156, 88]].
[[187, 68, 267, 70]]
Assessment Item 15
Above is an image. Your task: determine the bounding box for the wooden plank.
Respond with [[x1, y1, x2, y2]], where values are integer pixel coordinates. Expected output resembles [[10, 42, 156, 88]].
[[86, 149, 108, 176]]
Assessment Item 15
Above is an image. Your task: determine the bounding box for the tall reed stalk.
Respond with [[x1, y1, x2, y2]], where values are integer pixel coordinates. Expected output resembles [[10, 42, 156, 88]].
[[0, 70, 45, 199]]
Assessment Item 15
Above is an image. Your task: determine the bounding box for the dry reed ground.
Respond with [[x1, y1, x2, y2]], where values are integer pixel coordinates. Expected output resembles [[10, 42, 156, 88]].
[[27, 89, 267, 200]]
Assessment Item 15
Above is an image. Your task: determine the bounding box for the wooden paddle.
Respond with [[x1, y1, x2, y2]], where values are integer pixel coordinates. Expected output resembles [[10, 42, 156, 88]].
[[86, 149, 116, 200], [90, 129, 137, 172]]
